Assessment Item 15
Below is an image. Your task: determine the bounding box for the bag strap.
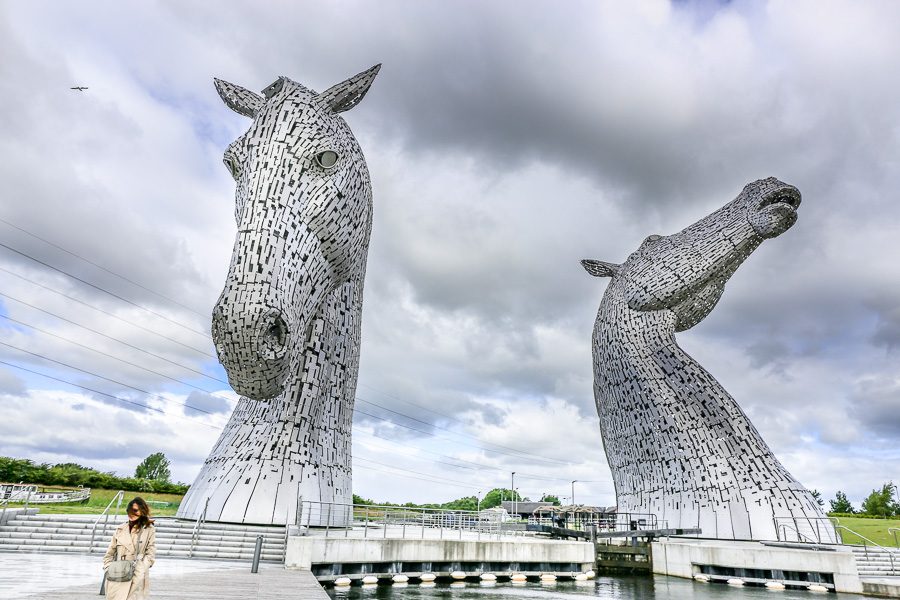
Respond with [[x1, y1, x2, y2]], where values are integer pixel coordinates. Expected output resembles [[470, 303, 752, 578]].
[[133, 527, 144, 563]]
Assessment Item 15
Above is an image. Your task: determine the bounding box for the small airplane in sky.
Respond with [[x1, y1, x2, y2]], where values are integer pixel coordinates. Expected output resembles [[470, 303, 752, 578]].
[[70, 86, 88, 92]]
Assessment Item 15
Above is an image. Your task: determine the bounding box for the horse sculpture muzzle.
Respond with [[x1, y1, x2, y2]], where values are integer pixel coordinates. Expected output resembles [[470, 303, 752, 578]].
[[212, 299, 291, 400]]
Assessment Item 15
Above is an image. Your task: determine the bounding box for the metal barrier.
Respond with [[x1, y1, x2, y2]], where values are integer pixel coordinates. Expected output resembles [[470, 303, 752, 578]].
[[529, 512, 661, 533], [835, 525, 899, 574], [772, 516, 839, 544], [778, 522, 820, 544], [188, 497, 209, 558], [889, 527, 900, 548], [298, 501, 515, 540], [89, 490, 124, 553]]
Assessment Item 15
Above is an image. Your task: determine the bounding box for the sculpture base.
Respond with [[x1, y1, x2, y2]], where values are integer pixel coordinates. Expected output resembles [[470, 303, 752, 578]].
[[176, 396, 351, 526]]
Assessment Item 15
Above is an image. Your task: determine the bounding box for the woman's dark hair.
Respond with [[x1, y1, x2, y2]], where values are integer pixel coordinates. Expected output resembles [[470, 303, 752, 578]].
[[127, 496, 155, 530]]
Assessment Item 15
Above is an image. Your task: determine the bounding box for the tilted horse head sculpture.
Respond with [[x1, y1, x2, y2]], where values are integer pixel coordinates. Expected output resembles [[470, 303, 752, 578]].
[[583, 177, 834, 541], [178, 66, 379, 525]]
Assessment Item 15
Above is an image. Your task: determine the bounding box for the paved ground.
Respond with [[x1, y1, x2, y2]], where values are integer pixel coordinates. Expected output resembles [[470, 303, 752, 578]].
[[0, 552, 327, 599]]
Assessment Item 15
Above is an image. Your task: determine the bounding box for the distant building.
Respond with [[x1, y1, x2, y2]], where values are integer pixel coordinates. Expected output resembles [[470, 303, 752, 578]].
[[500, 501, 555, 519]]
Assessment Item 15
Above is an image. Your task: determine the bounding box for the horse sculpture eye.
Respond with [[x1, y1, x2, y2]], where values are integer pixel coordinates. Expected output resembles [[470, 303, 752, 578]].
[[223, 156, 240, 179], [315, 150, 339, 170]]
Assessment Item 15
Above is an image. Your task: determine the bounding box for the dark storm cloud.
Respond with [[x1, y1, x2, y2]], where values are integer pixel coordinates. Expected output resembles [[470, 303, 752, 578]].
[[850, 379, 900, 439]]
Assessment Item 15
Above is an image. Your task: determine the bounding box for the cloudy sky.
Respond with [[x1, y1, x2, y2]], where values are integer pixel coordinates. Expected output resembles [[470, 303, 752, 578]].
[[0, 0, 898, 509]]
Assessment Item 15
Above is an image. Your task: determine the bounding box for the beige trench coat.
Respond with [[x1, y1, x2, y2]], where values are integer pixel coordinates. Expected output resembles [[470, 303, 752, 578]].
[[102, 522, 157, 600]]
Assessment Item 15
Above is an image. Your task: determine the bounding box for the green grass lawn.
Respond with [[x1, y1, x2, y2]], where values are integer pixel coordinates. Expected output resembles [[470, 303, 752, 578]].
[[5, 487, 184, 517], [832, 516, 900, 548]]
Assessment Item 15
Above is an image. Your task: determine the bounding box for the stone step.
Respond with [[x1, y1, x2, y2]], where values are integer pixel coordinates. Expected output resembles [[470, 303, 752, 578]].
[[2, 538, 284, 556], [0, 515, 287, 563], [0, 545, 283, 561], [10, 516, 285, 533], [0, 526, 284, 541]]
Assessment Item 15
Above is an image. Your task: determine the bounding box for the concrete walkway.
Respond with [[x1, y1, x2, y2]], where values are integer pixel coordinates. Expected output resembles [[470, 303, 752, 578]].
[[0, 552, 327, 599]]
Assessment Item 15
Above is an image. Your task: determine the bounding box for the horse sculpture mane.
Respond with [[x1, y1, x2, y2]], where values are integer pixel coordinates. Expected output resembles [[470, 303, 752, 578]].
[[177, 65, 380, 525], [583, 177, 835, 542]]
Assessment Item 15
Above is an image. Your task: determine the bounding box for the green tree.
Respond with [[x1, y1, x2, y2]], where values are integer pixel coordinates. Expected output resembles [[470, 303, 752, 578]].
[[480, 488, 521, 509], [540, 494, 561, 506], [810, 489, 824, 507], [829, 491, 854, 513], [861, 482, 898, 517], [134, 453, 171, 483], [442, 496, 478, 511]]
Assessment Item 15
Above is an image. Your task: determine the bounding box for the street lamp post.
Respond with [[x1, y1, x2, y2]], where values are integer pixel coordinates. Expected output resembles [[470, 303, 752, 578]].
[[572, 480, 577, 506], [511, 472, 516, 518]]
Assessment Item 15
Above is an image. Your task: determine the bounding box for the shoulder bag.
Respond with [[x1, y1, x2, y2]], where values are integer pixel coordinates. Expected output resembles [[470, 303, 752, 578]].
[[106, 526, 145, 583]]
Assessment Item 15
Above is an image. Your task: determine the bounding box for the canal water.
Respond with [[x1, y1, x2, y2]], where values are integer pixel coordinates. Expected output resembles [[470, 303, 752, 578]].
[[326, 574, 851, 599]]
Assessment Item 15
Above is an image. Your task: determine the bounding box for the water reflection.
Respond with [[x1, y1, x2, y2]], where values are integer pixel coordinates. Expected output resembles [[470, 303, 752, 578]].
[[325, 574, 852, 599]]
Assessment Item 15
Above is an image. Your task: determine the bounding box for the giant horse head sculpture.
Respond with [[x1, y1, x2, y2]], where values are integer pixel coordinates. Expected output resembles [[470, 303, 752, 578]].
[[582, 177, 834, 542], [211, 66, 380, 400], [178, 66, 380, 526]]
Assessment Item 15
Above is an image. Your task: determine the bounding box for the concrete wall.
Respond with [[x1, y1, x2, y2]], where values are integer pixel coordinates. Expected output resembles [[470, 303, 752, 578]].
[[285, 536, 594, 571], [652, 538, 863, 594]]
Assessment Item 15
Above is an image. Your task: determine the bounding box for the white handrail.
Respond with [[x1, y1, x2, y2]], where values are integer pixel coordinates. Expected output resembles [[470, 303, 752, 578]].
[[835, 525, 899, 574], [778, 523, 819, 544], [188, 498, 210, 558], [89, 490, 124, 553]]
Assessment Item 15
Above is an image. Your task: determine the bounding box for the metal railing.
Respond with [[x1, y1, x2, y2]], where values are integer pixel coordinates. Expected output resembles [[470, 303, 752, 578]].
[[529, 512, 661, 533], [89, 490, 124, 553], [835, 525, 899, 574], [299, 501, 520, 540], [0, 497, 10, 526], [188, 498, 210, 558], [777, 522, 820, 545], [889, 527, 899, 548], [772, 516, 839, 544]]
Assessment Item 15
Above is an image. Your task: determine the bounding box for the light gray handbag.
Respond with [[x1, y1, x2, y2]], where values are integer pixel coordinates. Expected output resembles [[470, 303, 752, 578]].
[[106, 527, 145, 583]]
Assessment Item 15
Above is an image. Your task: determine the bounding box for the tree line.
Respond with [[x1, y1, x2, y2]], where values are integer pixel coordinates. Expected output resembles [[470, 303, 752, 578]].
[[0, 455, 188, 495], [353, 488, 561, 511], [811, 483, 900, 518]]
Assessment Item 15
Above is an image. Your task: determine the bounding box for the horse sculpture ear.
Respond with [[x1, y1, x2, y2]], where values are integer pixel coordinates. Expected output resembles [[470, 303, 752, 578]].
[[214, 78, 264, 118], [318, 64, 381, 114], [581, 259, 620, 278]]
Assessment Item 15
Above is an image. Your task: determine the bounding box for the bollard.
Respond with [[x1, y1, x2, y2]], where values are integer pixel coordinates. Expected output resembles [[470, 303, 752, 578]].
[[251, 535, 263, 573]]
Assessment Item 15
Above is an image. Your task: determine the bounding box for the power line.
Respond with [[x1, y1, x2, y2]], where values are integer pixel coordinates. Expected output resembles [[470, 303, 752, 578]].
[[0, 353, 602, 494], [356, 397, 572, 466], [0, 358, 504, 492], [0, 217, 207, 317], [353, 457, 482, 490], [2, 303, 590, 477], [0, 291, 218, 374], [354, 430, 610, 487], [0, 360, 220, 429], [0, 241, 210, 338], [358, 382, 482, 432], [0, 272, 215, 358], [0, 313, 227, 394], [0, 341, 219, 417], [0, 229, 595, 477]]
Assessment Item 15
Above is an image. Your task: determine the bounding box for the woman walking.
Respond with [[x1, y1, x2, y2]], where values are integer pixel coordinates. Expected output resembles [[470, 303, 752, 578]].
[[102, 497, 157, 599]]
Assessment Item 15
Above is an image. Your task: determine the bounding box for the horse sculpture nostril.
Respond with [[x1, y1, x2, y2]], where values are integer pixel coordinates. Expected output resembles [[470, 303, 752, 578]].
[[266, 316, 287, 349], [257, 311, 290, 359]]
